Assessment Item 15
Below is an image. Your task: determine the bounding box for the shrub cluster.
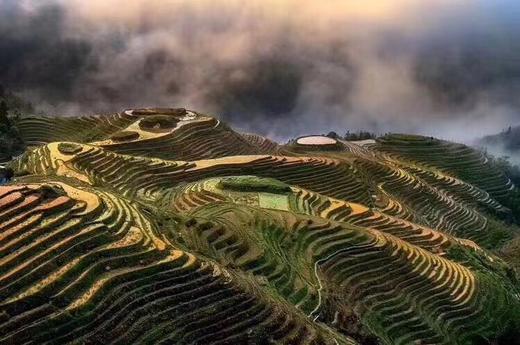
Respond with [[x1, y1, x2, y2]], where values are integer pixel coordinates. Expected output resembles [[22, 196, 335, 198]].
[[110, 130, 140, 142]]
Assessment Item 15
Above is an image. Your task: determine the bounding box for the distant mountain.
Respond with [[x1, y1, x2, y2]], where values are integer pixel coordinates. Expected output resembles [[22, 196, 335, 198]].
[[479, 125, 520, 159]]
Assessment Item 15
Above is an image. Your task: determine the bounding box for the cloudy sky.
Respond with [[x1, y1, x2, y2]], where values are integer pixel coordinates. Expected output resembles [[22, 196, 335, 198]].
[[1, 0, 520, 141]]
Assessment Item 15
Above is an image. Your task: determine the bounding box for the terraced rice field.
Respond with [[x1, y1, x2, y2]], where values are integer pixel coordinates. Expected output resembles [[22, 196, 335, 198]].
[[1, 109, 520, 344]]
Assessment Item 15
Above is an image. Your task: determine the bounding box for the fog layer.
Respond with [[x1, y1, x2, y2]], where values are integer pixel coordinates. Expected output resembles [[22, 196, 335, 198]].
[[1, 0, 520, 141]]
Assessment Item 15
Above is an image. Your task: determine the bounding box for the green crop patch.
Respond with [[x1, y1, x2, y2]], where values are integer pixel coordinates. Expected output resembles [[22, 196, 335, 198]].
[[217, 176, 292, 194]]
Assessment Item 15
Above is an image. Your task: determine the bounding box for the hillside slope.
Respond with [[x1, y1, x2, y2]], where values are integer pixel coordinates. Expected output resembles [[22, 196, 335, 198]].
[[480, 126, 520, 155], [1, 109, 519, 344]]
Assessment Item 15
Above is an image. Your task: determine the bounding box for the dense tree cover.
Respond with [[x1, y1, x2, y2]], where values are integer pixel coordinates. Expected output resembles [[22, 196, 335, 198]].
[[325, 130, 377, 141], [481, 125, 520, 152], [0, 85, 35, 116], [0, 86, 30, 161]]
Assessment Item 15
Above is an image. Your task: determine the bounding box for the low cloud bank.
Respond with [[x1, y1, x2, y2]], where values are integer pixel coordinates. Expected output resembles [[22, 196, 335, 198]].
[[1, 0, 520, 141]]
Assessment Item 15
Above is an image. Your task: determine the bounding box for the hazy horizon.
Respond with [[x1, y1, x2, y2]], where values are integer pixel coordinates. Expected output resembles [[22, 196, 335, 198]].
[[2, 0, 520, 143]]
